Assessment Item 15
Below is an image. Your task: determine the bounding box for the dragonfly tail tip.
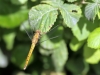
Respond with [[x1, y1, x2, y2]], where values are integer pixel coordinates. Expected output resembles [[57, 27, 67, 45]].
[[23, 67, 26, 70]]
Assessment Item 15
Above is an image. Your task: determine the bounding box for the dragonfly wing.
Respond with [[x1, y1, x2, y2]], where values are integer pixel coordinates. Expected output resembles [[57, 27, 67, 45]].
[[20, 20, 34, 40]]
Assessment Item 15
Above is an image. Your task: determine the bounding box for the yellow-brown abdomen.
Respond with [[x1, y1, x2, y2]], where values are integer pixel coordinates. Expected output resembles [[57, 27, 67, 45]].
[[24, 30, 40, 70]]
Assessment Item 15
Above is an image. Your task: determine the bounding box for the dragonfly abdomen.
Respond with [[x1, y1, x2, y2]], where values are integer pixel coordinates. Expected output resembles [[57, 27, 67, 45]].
[[24, 30, 40, 70]]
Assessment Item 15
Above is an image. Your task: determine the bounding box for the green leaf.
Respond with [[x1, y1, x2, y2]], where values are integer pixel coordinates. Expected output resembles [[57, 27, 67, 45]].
[[69, 37, 85, 52], [59, 4, 81, 28], [42, 1, 81, 28], [42, 0, 64, 7], [83, 44, 100, 64], [31, 0, 37, 2], [72, 24, 89, 41], [85, 3, 99, 20], [67, 0, 77, 2], [39, 47, 53, 56], [92, 63, 100, 75], [0, 10, 28, 28], [40, 34, 58, 50], [71, 16, 99, 41], [97, 10, 100, 19], [40, 26, 63, 50], [92, 0, 100, 3], [51, 40, 68, 72], [32, 70, 39, 75], [41, 70, 66, 75], [11, 45, 34, 69], [20, 20, 31, 31], [0, 1, 28, 28], [11, 0, 28, 5], [42, 56, 53, 70], [0, 49, 8, 68], [87, 27, 100, 49], [29, 4, 58, 34], [13, 71, 29, 75], [66, 57, 89, 75], [3, 32, 16, 50]]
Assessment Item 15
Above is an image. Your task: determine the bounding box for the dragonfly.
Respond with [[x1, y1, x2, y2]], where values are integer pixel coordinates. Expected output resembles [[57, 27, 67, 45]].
[[21, 20, 60, 70]]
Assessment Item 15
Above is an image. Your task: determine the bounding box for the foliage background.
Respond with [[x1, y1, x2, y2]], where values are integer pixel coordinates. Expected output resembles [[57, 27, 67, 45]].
[[0, 0, 100, 75]]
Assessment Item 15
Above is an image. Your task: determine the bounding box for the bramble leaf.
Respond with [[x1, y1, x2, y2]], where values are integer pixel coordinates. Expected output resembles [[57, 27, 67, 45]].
[[39, 47, 53, 56], [66, 57, 89, 75], [3, 32, 16, 50], [0, 1, 28, 28], [40, 26, 63, 50], [42, 0, 81, 28], [71, 16, 99, 41], [87, 27, 100, 49], [69, 37, 85, 52], [92, 0, 100, 3], [97, 11, 100, 19], [52, 40, 68, 71], [0, 49, 8, 68], [0, 10, 28, 28], [11, 0, 28, 5], [42, 0, 64, 7], [59, 4, 82, 28], [85, 3, 99, 20], [83, 45, 100, 64], [67, 0, 77, 2], [29, 4, 58, 34], [92, 63, 100, 75]]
